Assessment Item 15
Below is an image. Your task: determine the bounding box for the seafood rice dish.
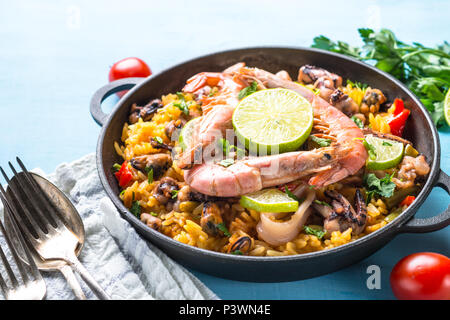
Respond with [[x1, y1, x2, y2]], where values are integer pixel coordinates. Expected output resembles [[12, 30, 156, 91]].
[[112, 62, 430, 256]]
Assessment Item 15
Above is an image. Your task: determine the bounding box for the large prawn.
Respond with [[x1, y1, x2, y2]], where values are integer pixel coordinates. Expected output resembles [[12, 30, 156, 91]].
[[182, 65, 367, 197], [177, 63, 249, 169]]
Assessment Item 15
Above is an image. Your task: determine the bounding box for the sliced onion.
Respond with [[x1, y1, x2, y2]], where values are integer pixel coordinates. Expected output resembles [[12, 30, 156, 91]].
[[256, 190, 315, 246]]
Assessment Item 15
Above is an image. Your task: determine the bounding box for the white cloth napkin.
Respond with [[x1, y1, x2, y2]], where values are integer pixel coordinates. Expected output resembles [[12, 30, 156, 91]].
[[0, 153, 218, 300]]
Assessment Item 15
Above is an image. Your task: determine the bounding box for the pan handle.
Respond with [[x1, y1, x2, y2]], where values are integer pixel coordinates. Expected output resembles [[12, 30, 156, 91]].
[[397, 169, 450, 233], [89, 77, 145, 126]]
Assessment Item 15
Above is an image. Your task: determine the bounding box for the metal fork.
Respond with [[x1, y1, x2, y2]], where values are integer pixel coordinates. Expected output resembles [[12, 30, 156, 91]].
[[1, 158, 111, 300], [0, 190, 46, 300]]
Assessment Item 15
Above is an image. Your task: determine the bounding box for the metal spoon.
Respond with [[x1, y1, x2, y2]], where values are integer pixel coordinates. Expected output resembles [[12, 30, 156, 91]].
[[4, 172, 86, 299]]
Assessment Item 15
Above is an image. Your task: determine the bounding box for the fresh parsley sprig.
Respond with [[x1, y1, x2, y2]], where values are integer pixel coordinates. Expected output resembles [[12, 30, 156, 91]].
[[312, 28, 450, 127]]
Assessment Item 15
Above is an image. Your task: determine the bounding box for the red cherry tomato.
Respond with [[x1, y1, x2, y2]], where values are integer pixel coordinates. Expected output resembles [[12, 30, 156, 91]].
[[108, 57, 152, 97], [390, 252, 450, 300]]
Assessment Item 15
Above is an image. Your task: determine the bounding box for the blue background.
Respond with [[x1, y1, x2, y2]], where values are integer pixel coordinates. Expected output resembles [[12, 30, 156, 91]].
[[1, 0, 449, 299]]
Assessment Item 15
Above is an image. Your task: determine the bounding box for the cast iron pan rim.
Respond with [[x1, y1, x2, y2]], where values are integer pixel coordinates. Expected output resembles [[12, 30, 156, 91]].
[[96, 46, 441, 262]]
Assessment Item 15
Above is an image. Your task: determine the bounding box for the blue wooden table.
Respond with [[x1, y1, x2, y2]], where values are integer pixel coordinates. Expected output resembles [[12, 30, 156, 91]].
[[1, 0, 449, 299]]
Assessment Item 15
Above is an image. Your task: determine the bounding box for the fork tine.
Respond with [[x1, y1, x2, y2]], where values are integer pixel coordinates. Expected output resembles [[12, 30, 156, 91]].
[[0, 174, 43, 242], [0, 196, 31, 285], [0, 166, 47, 239], [13, 158, 64, 229], [8, 162, 57, 229], [0, 268, 9, 297], [15, 158, 66, 228], [0, 193, 42, 281], [0, 230, 19, 288]]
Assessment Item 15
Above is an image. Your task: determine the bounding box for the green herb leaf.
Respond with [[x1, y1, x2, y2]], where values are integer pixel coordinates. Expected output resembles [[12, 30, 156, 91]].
[[216, 223, 231, 237], [311, 29, 450, 128], [311, 135, 332, 147], [314, 200, 331, 207], [218, 158, 234, 167], [231, 249, 243, 255], [130, 201, 141, 218], [364, 173, 396, 203], [174, 92, 190, 115], [303, 226, 326, 239], [350, 115, 364, 129], [347, 79, 368, 90], [382, 141, 393, 147], [171, 189, 179, 199], [146, 167, 154, 183], [361, 139, 377, 160], [284, 186, 300, 202], [238, 81, 258, 100]]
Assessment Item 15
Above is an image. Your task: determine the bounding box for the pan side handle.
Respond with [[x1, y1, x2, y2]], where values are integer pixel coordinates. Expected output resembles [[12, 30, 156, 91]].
[[397, 169, 450, 233], [89, 77, 144, 126]]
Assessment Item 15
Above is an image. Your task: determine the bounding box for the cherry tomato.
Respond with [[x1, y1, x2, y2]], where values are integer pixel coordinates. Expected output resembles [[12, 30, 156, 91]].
[[390, 252, 450, 300], [108, 57, 152, 97]]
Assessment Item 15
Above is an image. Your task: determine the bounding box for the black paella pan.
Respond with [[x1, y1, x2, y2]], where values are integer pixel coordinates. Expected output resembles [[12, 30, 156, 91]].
[[90, 47, 450, 282]]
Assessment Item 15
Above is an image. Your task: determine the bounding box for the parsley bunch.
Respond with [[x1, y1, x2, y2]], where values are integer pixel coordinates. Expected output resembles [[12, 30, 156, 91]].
[[312, 28, 450, 127]]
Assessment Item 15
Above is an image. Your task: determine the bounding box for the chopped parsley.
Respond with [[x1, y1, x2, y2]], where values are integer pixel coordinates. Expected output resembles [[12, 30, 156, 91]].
[[218, 158, 235, 167], [218, 139, 246, 158], [314, 200, 331, 207], [238, 81, 258, 100], [303, 226, 326, 239], [153, 136, 163, 144], [231, 249, 243, 255], [145, 167, 154, 183], [171, 189, 179, 199], [346, 79, 368, 90], [355, 138, 377, 160], [216, 223, 231, 237], [351, 115, 364, 129], [174, 92, 190, 115], [130, 201, 141, 218], [311, 135, 332, 147], [284, 186, 300, 202], [364, 173, 396, 203], [382, 141, 393, 147]]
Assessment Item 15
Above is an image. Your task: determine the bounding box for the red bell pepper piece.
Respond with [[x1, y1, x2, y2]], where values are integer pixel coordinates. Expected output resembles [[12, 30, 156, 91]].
[[115, 161, 133, 187], [400, 195, 415, 207], [388, 109, 410, 137], [393, 98, 404, 116]]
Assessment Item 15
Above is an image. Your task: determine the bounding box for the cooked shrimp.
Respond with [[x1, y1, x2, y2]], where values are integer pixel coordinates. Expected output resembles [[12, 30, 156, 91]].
[[240, 66, 368, 188], [184, 145, 350, 197], [182, 65, 367, 196], [177, 64, 248, 169]]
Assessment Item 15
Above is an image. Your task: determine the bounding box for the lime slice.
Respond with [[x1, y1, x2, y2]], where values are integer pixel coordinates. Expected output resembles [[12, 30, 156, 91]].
[[240, 188, 299, 213], [365, 135, 404, 170], [178, 117, 201, 150], [232, 88, 313, 154], [444, 88, 450, 126]]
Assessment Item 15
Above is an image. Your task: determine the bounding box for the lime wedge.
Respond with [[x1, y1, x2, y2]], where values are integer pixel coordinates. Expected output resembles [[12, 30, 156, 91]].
[[232, 88, 313, 154], [444, 88, 450, 126], [178, 117, 201, 150], [240, 188, 299, 213], [365, 135, 404, 170]]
